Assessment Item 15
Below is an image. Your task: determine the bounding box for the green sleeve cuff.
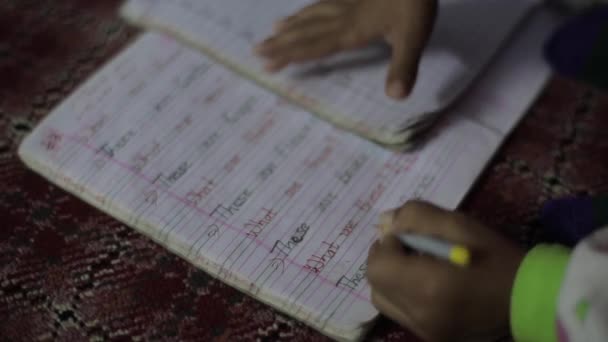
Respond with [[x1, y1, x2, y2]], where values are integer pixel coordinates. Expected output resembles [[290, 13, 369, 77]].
[[511, 244, 571, 342]]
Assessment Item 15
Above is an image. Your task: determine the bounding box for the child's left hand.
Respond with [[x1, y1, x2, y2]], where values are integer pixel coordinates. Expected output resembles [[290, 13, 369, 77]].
[[255, 0, 437, 100], [367, 201, 525, 341]]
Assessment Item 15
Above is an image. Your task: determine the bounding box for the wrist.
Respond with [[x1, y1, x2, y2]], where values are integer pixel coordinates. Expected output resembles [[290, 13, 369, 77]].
[[510, 244, 571, 342]]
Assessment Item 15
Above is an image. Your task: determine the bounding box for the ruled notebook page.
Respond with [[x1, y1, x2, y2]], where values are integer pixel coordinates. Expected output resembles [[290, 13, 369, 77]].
[[120, 0, 538, 144], [18, 11, 559, 341]]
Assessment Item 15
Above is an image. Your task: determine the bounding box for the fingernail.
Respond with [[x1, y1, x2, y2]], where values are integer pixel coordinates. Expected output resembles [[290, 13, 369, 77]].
[[373, 224, 384, 242], [264, 61, 283, 72], [273, 21, 286, 32], [377, 210, 396, 236], [256, 38, 272, 48], [254, 43, 266, 54], [388, 82, 407, 99]]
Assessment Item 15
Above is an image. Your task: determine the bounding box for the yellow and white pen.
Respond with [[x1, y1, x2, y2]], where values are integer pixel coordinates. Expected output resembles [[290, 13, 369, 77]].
[[397, 233, 471, 267]]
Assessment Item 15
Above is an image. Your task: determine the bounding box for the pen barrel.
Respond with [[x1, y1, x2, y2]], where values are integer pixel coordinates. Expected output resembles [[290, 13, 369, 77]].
[[398, 235, 453, 260]]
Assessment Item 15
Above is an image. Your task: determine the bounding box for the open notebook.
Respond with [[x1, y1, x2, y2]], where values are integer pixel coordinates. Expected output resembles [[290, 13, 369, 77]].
[[18, 9, 559, 342], [120, 0, 541, 145]]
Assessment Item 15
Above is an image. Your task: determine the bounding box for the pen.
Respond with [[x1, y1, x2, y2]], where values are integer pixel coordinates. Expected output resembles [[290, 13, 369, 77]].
[[397, 233, 471, 267]]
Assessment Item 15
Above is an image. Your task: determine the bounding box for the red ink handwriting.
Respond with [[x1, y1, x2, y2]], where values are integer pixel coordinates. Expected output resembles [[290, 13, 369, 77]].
[[245, 208, 277, 239], [304, 241, 340, 274], [223, 154, 240, 173], [42, 130, 62, 151]]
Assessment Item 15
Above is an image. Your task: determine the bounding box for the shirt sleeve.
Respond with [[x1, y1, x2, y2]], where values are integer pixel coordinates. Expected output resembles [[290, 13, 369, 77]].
[[511, 244, 571, 342], [556, 226, 608, 342], [510, 226, 608, 342]]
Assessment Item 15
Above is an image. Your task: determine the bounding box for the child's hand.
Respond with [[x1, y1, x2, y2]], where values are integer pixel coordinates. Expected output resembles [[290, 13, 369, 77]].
[[367, 201, 525, 341], [255, 0, 437, 100]]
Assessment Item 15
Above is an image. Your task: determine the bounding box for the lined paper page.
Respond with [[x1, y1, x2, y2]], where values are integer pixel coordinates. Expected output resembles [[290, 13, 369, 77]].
[[120, 0, 538, 144], [19, 11, 559, 341]]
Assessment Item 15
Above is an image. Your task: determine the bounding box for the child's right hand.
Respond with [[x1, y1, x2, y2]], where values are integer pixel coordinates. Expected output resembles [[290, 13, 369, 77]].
[[367, 201, 526, 341], [255, 0, 438, 100]]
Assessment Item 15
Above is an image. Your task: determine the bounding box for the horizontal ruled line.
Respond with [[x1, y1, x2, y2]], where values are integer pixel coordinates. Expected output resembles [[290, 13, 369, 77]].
[[61, 131, 371, 303]]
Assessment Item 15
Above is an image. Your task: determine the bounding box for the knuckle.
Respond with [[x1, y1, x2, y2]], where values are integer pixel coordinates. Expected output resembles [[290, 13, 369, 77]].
[[403, 199, 432, 211], [438, 212, 465, 232], [398, 200, 431, 221], [365, 261, 391, 289], [365, 263, 382, 287], [421, 276, 445, 300], [366, 240, 380, 261], [340, 25, 366, 48], [406, 199, 432, 211]]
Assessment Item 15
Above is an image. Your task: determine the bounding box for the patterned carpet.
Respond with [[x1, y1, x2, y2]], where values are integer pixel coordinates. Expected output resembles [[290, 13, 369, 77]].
[[0, 1, 607, 341]]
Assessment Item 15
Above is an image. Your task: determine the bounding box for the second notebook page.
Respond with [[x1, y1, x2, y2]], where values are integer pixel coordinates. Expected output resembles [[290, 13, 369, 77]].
[[121, 0, 538, 144]]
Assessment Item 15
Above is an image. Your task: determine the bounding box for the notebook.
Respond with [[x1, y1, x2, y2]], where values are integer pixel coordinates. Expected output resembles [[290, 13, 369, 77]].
[[18, 8, 559, 342], [119, 0, 541, 146]]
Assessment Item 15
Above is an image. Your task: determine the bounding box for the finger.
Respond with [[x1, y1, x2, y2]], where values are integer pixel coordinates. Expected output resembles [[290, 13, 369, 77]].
[[379, 200, 476, 244], [282, 37, 342, 62], [385, 41, 420, 99], [367, 236, 444, 293], [370, 290, 413, 329], [377, 208, 395, 238], [335, 26, 378, 51], [381, 0, 437, 100], [256, 20, 340, 58], [263, 59, 290, 73], [261, 34, 345, 72], [274, 1, 345, 30], [371, 290, 435, 342]]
